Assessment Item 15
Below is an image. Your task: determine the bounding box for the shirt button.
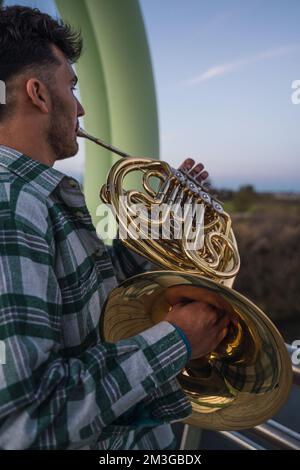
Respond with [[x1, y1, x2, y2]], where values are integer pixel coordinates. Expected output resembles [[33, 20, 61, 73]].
[[68, 178, 79, 189], [94, 248, 103, 258], [75, 210, 85, 218]]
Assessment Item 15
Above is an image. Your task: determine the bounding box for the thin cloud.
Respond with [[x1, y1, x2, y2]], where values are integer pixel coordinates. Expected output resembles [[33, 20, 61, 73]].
[[184, 44, 300, 85]]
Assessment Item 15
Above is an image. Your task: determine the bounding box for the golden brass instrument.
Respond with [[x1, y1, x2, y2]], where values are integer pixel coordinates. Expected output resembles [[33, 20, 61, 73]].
[[78, 127, 292, 431]]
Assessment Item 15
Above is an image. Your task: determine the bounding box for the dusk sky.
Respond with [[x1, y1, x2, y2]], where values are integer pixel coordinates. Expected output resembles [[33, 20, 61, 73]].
[[139, 0, 300, 191], [5, 0, 300, 191]]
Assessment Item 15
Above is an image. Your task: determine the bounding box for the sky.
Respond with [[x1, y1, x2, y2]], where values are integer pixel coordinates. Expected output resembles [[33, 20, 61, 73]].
[[4, 0, 300, 191], [139, 0, 300, 192]]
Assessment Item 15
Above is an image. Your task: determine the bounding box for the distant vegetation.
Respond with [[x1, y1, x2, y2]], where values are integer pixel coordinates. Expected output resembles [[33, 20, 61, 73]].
[[216, 185, 300, 342]]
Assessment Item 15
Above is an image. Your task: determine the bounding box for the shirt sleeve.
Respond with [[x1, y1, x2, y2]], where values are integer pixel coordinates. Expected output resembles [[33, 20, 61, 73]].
[[106, 237, 192, 430], [0, 217, 190, 449]]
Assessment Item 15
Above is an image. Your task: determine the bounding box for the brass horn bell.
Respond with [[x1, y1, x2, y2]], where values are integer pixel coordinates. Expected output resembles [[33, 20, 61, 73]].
[[78, 127, 293, 431]]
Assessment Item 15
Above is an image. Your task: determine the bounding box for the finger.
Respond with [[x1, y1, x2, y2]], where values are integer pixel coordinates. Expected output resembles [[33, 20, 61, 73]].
[[178, 158, 195, 171], [190, 171, 209, 183], [216, 316, 231, 333], [165, 285, 206, 306], [189, 163, 204, 177], [197, 171, 209, 182], [214, 308, 231, 325], [165, 285, 234, 317], [218, 327, 229, 342]]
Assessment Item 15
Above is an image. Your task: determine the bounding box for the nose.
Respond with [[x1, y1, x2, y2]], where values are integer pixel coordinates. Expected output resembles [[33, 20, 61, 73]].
[[76, 98, 85, 118]]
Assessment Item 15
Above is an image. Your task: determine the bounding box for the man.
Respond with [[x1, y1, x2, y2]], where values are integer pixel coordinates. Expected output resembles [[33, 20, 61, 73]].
[[0, 6, 229, 450]]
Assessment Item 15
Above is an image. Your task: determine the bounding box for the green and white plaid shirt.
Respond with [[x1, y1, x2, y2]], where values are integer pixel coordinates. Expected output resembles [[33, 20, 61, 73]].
[[0, 145, 191, 450]]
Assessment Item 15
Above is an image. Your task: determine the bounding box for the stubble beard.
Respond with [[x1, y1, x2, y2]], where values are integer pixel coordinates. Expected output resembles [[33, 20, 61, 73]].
[[47, 98, 78, 161]]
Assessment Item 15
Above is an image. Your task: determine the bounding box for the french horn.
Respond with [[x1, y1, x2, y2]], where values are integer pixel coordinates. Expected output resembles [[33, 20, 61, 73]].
[[78, 127, 292, 431]]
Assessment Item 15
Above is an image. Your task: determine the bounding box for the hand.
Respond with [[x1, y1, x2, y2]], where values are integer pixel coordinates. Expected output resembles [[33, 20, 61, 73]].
[[166, 301, 229, 359], [179, 158, 209, 183], [164, 285, 233, 360]]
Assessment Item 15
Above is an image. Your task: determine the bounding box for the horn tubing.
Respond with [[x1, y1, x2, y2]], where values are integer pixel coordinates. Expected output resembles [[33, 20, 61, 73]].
[[77, 127, 130, 159]]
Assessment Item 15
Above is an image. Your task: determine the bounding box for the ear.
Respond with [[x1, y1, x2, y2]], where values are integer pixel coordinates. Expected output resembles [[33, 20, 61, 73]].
[[25, 78, 50, 114]]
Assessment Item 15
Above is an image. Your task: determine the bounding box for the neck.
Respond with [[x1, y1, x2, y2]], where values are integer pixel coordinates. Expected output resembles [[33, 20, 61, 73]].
[[0, 119, 55, 167]]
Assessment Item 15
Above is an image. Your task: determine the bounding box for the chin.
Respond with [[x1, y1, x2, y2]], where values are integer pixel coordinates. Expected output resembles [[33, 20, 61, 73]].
[[67, 140, 79, 157], [56, 142, 79, 160], [71, 141, 79, 156]]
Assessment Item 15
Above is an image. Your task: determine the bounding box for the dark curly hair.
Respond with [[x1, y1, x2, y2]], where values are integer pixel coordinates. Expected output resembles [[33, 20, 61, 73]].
[[0, 5, 82, 120]]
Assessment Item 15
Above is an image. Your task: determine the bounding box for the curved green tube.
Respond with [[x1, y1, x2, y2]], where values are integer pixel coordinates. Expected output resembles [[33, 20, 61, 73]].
[[56, 0, 159, 233]]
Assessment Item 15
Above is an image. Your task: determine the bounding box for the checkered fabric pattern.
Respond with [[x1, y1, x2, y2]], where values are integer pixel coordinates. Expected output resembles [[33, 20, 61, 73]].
[[0, 145, 191, 450]]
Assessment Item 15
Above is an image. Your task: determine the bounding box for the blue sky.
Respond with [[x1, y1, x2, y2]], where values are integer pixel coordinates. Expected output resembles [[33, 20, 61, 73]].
[[5, 0, 300, 191], [139, 0, 300, 191]]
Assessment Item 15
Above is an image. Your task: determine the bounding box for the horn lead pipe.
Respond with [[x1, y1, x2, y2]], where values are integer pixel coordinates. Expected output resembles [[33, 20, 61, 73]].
[[77, 127, 130, 159]]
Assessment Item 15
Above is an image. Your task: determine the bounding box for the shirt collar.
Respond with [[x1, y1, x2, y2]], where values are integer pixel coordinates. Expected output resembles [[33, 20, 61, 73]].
[[0, 144, 67, 197]]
